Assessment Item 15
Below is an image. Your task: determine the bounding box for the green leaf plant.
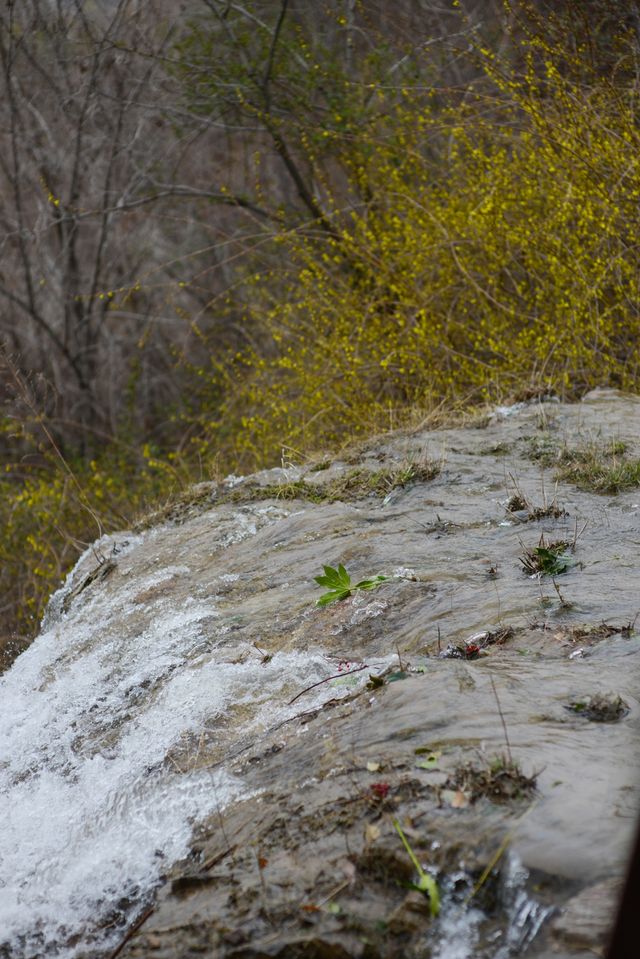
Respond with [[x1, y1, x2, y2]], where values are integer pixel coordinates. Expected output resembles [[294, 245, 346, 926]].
[[314, 564, 387, 606], [393, 818, 440, 917]]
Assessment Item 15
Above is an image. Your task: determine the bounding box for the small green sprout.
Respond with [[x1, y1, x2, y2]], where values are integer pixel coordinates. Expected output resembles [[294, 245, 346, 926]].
[[314, 564, 388, 606], [393, 818, 440, 917]]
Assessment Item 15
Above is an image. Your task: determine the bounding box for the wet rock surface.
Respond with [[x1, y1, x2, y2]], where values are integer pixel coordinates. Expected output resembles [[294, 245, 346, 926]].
[[2, 389, 640, 958], [551, 878, 625, 952]]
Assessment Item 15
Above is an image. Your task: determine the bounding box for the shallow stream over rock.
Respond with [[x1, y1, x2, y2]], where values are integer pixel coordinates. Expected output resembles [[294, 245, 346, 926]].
[[1, 389, 639, 957]]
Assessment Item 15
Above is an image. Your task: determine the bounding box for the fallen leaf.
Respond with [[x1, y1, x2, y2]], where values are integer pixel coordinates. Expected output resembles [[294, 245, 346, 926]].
[[451, 790, 469, 808], [365, 823, 381, 843], [415, 750, 441, 770], [442, 788, 470, 808]]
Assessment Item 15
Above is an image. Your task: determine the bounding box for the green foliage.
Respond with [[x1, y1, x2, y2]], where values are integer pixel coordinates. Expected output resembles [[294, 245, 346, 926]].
[[520, 538, 575, 577], [393, 818, 440, 917], [530, 547, 573, 576], [314, 564, 387, 606]]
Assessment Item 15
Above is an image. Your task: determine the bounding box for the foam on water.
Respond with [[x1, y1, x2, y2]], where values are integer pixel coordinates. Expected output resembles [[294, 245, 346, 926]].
[[0, 517, 387, 958]]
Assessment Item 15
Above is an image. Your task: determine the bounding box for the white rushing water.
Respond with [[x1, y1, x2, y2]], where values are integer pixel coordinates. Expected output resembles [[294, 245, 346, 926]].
[[431, 855, 555, 959], [0, 517, 388, 958]]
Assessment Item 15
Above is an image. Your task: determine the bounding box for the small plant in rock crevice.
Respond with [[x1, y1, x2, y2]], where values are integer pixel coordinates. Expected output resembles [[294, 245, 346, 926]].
[[445, 755, 537, 804], [526, 435, 640, 495], [520, 535, 575, 577], [555, 441, 640, 494], [565, 692, 630, 722], [505, 491, 566, 522], [393, 818, 440, 918]]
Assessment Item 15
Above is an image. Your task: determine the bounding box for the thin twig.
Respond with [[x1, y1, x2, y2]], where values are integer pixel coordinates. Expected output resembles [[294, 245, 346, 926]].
[[315, 877, 351, 907], [287, 664, 369, 705], [262, 0, 289, 110], [202, 844, 237, 872], [489, 673, 512, 764], [573, 517, 588, 549], [108, 904, 155, 959]]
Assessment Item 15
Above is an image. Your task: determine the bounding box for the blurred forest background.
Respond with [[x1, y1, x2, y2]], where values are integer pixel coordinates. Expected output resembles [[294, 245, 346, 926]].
[[1, 0, 639, 658]]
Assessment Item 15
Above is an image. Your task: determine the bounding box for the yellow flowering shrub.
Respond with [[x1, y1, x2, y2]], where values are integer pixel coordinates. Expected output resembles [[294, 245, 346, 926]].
[[205, 32, 640, 467]]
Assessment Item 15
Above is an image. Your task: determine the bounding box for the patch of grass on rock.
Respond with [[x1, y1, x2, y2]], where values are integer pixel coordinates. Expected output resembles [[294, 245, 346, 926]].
[[526, 435, 640, 494], [565, 693, 630, 722], [555, 440, 640, 494], [446, 755, 537, 804], [520, 535, 575, 576], [228, 458, 440, 506]]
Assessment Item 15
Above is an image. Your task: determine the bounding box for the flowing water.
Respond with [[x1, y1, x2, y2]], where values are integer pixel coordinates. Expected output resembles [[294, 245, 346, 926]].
[[431, 854, 555, 959], [0, 524, 395, 957], [1, 390, 639, 957]]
